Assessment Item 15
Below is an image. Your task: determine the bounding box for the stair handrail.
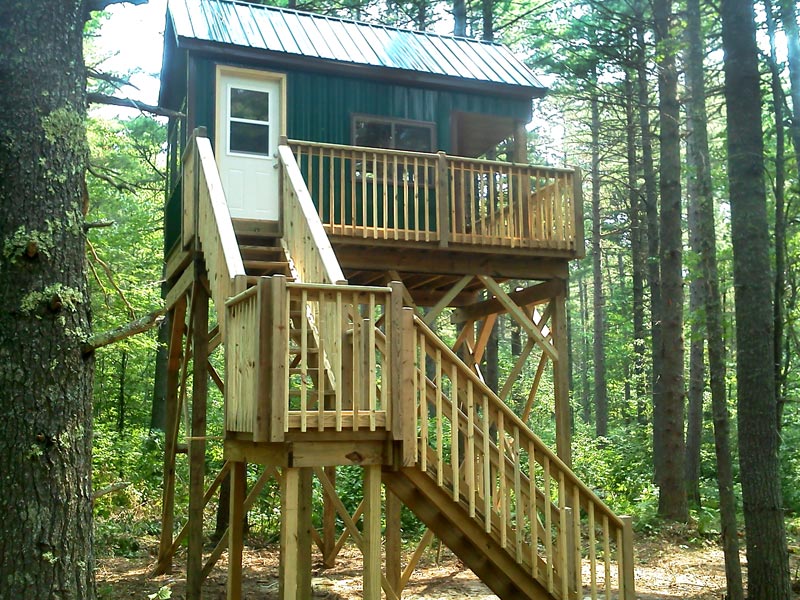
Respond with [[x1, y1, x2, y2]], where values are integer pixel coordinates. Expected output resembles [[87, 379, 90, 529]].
[[277, 141, 346, 285], [182, 129, 246, 321], [411, 314, 635, 599]]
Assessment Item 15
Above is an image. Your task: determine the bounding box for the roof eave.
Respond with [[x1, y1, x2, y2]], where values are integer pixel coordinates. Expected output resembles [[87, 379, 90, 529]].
[[175, 36, 548, 100]]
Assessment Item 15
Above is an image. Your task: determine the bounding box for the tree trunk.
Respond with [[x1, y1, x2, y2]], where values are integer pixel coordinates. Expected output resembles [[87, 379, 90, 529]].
[[767, 0, 789, 432], [578, 272, 591, 424], [117, 350, 128, 433], [481, 0, 493, 41], [720, 0, 791, 597], [653, 0, 687, 522], [625, 65, 647, 425], [778, 0, 800, 171], [634, 10, 663, 484], [453, 0, 467, 36], [686, 0, 744, 594], [590, 86, 608, 438], [0, 2, 95, 598]]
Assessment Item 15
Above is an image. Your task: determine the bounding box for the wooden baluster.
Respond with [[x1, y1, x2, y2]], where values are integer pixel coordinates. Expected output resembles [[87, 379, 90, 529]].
[[513, 425, 523, 563], [435, 347, 443, 487], [420, 332, 428, 472], [482, 394, 491, 534], [300, 288, 308, 432], [544, 455, 553, 593], [559, 472, 568, 600], [603, 515, 611, 600], [590, 502, 598, 600], [573, 483, 582, 597], [317, 291, 326, 432], [498, 409, 507, 549], [451, 359, 459, 501], [466, 379, 475, 518], [368, 295, 376, 431], [352, 314, 360, 431], [529, 440, 538, 582], [336, 293, 348, 432]]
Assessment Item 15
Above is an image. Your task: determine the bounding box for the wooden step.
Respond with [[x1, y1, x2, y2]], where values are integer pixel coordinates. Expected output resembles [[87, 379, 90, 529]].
[[239, 244, 284, 260]]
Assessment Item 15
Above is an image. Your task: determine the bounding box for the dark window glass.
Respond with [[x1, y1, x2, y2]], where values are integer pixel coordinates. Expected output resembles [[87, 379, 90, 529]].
[[230, 122, 270, 155], [395, 124, 433, 152], [231, 88, 270, 121], [354, 121, 392, 148]]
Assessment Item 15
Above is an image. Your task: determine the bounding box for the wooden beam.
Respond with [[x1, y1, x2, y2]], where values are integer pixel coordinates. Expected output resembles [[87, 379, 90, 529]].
[[363, 465, 382, 600], [451, 279, 562, 324], [226, 461, 246, 600], [154, 296, 187, 576], [385, 490, 402, 594], [280, 468, 300, 600], [334, 245, 570, 280], [187, 272, 209, 600], [297, 468, 313, 600], [423, 275, 473, 326], [477, 276, 558, 362]]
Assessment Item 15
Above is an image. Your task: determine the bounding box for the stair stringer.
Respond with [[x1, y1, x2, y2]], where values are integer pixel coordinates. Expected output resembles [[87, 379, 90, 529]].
[[382, 466, 559, 600]]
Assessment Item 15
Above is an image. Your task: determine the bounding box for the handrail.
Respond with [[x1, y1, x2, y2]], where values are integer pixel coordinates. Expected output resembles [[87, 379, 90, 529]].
[[182, 130, 246, 328], [278, 144, 346, 285], [411, 314, 634, 599]]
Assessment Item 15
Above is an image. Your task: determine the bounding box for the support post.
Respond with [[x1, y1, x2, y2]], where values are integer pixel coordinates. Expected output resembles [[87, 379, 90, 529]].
[[620, 515, 635, 600], [436, 151, 450, 247], [226, 461, 246, 600], [385, 490, 402, 596], [187, 271, 209, 599], [280, 467, 313, 600], [155, 297, 188, 575], [322, 466, 337, 568], [280, 468, 299, 600], [363, 465, 382, 599], [551, 285, 572, 466], [297, 468, 313, 599]]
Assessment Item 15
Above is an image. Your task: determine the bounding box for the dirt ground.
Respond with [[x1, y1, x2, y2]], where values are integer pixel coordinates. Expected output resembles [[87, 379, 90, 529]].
[[97, 530, 800, 599]]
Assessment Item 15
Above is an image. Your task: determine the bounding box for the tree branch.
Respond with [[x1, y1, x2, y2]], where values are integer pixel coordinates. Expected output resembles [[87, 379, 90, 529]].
[[87, 92, 185, 119], [87, 0, 148, 13], [83, 308, 166, 354]]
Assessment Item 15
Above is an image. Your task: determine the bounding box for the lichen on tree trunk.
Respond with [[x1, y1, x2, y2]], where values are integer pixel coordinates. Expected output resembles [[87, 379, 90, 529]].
[[0, 1, 95, 598]]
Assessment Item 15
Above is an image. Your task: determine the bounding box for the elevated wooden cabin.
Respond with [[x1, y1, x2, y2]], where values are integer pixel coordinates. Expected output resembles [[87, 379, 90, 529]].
[[155, 1, 633, 599]]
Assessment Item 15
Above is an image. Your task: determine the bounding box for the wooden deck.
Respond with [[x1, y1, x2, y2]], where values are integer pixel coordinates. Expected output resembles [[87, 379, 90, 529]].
[[161, 131, 634, 600]]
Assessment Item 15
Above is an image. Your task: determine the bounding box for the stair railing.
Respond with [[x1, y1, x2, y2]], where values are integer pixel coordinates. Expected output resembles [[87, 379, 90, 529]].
[[181, 129, 246, 327], [277, 140, 346, 286], [410, 315, 635, 600]]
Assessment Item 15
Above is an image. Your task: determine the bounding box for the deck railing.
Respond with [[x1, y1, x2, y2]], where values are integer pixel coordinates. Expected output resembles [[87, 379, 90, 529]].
[[290, 139, 582, 254], [224, 276, 410, 441], [410, 315, 634, 600]]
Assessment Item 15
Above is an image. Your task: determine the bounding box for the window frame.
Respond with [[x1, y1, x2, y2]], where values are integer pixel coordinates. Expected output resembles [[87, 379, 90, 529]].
[[226, 84, 272, 159], [350, 114, 437, 154]]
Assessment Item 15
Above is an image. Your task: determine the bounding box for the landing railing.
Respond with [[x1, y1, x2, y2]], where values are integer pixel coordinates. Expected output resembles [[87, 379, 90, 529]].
[[410, 315, 635, 600], [290, 139, 582, 255], [225, 276, 413, 443]]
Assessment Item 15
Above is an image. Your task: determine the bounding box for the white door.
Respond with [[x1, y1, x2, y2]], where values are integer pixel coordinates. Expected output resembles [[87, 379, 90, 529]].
[[216, 69, 282, 220]]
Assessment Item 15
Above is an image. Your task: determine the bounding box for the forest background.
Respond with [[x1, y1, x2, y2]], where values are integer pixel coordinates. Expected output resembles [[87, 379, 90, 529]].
[[7, 0, 800, 596]]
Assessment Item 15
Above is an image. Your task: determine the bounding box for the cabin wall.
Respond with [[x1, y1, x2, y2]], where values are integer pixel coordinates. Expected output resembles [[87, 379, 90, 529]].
[[187, 55, 531, 153]]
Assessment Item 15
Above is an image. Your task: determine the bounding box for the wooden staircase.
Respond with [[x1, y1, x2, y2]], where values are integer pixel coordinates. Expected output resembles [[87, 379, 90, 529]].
[[181, 132, 634, 600]]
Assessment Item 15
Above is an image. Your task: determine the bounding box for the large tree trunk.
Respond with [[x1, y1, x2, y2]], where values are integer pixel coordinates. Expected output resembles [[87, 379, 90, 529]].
[[453, 0, 467, 36], [686, 0, 744, 594], [653, 0, 687, 522], [590, 86, 608, 438], [625, 66, 647, 425], [769, 0, 789, 431], [634, 10, 663, 483], [720, 0, 791, 597], [0, 2, 95, 598]]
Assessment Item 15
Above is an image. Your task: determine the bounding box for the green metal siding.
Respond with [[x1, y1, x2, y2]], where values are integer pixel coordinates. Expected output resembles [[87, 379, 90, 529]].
[[189, 57, 531, 153]]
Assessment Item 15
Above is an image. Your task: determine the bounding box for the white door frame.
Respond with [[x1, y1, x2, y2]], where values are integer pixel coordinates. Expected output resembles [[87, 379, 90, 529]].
[[214, 65, 287, 223]]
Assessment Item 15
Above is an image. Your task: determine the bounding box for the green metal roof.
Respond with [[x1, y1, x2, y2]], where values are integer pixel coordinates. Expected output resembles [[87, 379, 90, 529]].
[[166, 0, 546, 95]]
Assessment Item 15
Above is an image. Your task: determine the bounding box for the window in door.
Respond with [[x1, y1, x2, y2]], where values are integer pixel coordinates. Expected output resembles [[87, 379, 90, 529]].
[[228, 87, 271, 156]]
